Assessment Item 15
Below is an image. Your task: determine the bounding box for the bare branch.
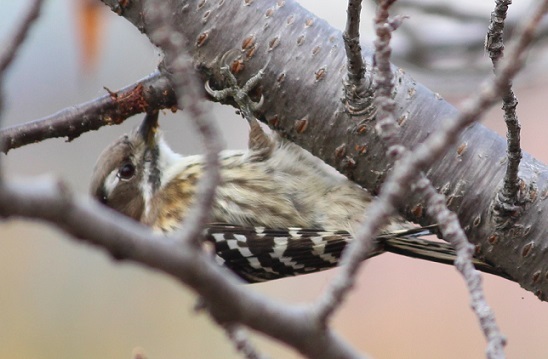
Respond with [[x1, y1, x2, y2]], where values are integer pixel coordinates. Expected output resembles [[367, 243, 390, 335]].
[[371, 0, 408, 154], [0, 178, 363, 359], [313, 0, 411, 325], [145, 1, 223, 247], [342, 0, 374, 116], [486, 0, 525, 226], [0, 71, 176, 153], [486, 0, 510, 65]]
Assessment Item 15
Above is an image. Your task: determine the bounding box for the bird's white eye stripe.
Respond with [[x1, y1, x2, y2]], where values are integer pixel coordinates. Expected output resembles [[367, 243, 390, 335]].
[[103, 169, 119, 197]]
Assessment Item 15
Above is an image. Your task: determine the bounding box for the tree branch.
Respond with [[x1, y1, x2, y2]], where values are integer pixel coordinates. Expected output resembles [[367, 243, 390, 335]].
[[0, 71, 176, 153], [342, 0, 374, 116], [486, 0, 525, 228], [146, 1, 223, 247], [0, 178, 363, 359]]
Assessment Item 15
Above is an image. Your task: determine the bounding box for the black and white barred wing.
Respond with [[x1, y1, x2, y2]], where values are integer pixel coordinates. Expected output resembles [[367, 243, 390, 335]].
[[204, 224, 510, 283], [205, 224, 358, 283]]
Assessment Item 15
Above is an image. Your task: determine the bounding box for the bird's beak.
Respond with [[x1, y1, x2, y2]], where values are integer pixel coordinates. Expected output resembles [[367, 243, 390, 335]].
[[138, 111, 159, 149]]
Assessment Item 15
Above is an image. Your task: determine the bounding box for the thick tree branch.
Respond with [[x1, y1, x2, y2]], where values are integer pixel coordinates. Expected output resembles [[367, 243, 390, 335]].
[[97, 0, 548, 299]]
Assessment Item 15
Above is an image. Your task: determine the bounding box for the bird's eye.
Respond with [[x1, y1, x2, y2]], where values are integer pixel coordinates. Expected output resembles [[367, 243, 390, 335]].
[[118, 163, 135, 180]]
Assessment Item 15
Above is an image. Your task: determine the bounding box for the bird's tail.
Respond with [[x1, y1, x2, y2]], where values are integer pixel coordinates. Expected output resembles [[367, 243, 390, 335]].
[[204, 223, 509, 283]]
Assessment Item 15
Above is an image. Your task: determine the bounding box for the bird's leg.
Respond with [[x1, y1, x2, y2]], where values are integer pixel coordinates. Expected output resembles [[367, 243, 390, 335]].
[[205, 65, 274, 161]]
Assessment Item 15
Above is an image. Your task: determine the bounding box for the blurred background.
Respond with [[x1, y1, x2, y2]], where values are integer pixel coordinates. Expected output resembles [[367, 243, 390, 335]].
[[1, 0, 547, 358]]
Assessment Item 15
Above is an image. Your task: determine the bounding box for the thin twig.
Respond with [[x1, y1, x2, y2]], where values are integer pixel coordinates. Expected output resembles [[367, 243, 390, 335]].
[[0, 71, 176, 153], [314, 0, 408, 325], [145, 1, 223, 248], [485, 0, 509, 65], [486, 0, 524, 226], [372, 0, 407, 151], [420, 182, 506, 358], [342, 0, 375, 117]]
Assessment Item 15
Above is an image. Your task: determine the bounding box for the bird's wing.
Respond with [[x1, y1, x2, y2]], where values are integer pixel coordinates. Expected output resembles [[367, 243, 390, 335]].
[[203, 223, 509, 283]]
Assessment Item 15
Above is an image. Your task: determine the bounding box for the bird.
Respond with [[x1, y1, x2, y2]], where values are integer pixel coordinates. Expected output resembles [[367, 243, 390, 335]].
[[89, 69, 507, 283]]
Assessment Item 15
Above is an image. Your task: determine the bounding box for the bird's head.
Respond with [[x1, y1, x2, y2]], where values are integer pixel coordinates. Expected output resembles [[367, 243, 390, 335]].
[[89, 112, 167, 221]]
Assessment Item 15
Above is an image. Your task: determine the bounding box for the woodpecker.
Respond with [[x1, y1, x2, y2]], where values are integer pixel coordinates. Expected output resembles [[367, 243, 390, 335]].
[[89, 69, 505, 282]]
